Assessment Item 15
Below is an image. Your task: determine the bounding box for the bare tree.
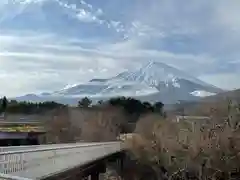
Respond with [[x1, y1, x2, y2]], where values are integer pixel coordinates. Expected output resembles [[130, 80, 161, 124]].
[[44, 108, 80, 143], [80, 106, 127, 142]]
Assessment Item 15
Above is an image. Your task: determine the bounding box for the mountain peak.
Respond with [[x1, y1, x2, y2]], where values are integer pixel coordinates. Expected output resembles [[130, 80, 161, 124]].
[[145, 60, 156, 67], [115, 61, 185, 86], [128, 61, 216, 89], [144, 60, 173, 67]]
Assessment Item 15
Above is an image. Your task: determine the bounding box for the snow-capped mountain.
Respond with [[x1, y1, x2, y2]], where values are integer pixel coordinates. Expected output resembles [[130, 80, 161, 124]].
[[113, 61, 212, 88], [16, 61, 223, 105]]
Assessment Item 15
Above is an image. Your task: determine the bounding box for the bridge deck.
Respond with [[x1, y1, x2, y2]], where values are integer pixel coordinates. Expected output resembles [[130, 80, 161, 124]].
[[0, 142, 122, 180]]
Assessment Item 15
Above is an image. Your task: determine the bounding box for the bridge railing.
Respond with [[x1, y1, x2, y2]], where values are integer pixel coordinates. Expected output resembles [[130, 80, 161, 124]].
[[0, 142, 103, 152], [0, 142, 122, 180], [0, 173, 32, 180]]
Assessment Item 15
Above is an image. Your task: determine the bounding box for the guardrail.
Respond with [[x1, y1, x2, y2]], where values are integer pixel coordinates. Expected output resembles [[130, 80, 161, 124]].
[[0, 142, 122, 180]]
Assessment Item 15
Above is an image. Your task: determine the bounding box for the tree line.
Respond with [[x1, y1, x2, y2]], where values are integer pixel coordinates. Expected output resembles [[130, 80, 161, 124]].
[[0, 96, 165, 117], [0, 97, 66, 114], [78, 96, 165, 117]]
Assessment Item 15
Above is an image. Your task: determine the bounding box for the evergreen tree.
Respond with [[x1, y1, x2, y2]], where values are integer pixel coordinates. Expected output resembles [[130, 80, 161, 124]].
[[97, 100, 104, 105], [153, 102, 164, 115], [108, 97, 164, 117], [78, 97, 92, 108], [1, 96, 8, 112]]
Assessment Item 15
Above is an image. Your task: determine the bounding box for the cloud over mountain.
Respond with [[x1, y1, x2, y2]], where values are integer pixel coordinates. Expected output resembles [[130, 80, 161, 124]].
[[1, 0, 240, 97]]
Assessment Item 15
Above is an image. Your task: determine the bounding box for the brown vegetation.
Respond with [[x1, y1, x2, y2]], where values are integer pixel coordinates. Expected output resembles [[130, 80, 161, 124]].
[[80, 106, 128, 142], [41, 95, 240, 179], [125, 104, 240, 180], [44, 106, 129, 143], [44, 107, 80, 143]]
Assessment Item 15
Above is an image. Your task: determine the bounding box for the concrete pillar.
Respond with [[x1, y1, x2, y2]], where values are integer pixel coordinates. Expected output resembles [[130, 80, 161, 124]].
[[90, 172, 99, 180], [120, 158, 124, 172]]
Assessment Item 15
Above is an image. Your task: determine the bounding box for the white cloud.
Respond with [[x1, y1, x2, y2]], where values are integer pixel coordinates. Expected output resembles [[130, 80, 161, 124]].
[[199, 73, 240, 90], [76, 9, 98, 22], [54, 0, 102, 23], [129, 21, 165, 38], [0, 0, 153, 39], [0, 32, 131, 96], [214, 0, 240, 32], [0, 0, 105, 25]]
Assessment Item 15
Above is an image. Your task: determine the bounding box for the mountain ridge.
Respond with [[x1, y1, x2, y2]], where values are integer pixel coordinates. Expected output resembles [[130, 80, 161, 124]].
[[15, 61, 223, 105]]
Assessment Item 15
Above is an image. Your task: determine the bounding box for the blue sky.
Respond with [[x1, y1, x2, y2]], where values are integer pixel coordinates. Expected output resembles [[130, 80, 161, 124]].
[[0, 0, 240, 96]]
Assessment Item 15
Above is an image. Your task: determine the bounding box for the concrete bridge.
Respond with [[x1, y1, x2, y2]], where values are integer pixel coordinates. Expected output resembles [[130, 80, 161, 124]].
[[0, 142, 124, 180]]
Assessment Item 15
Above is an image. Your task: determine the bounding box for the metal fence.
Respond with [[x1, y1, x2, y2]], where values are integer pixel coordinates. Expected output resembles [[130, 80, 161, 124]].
[[0, 142, 122, 180]]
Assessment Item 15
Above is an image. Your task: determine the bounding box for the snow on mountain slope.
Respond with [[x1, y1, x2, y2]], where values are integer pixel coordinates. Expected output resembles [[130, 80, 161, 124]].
[[51, 80, 158, 98], [113, 61, 217, 89], [190, 90, 216, 97], [16, 61, 223, 105]]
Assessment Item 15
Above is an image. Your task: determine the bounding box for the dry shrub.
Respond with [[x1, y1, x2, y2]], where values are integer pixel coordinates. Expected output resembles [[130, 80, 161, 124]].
[[126, 114, 240, 180], [135, 113, 163, 138], [44, 107, 80, 143], [43, 106, 129, 143], [185, 101, 230, 117], [80, 106, 128, 142]]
